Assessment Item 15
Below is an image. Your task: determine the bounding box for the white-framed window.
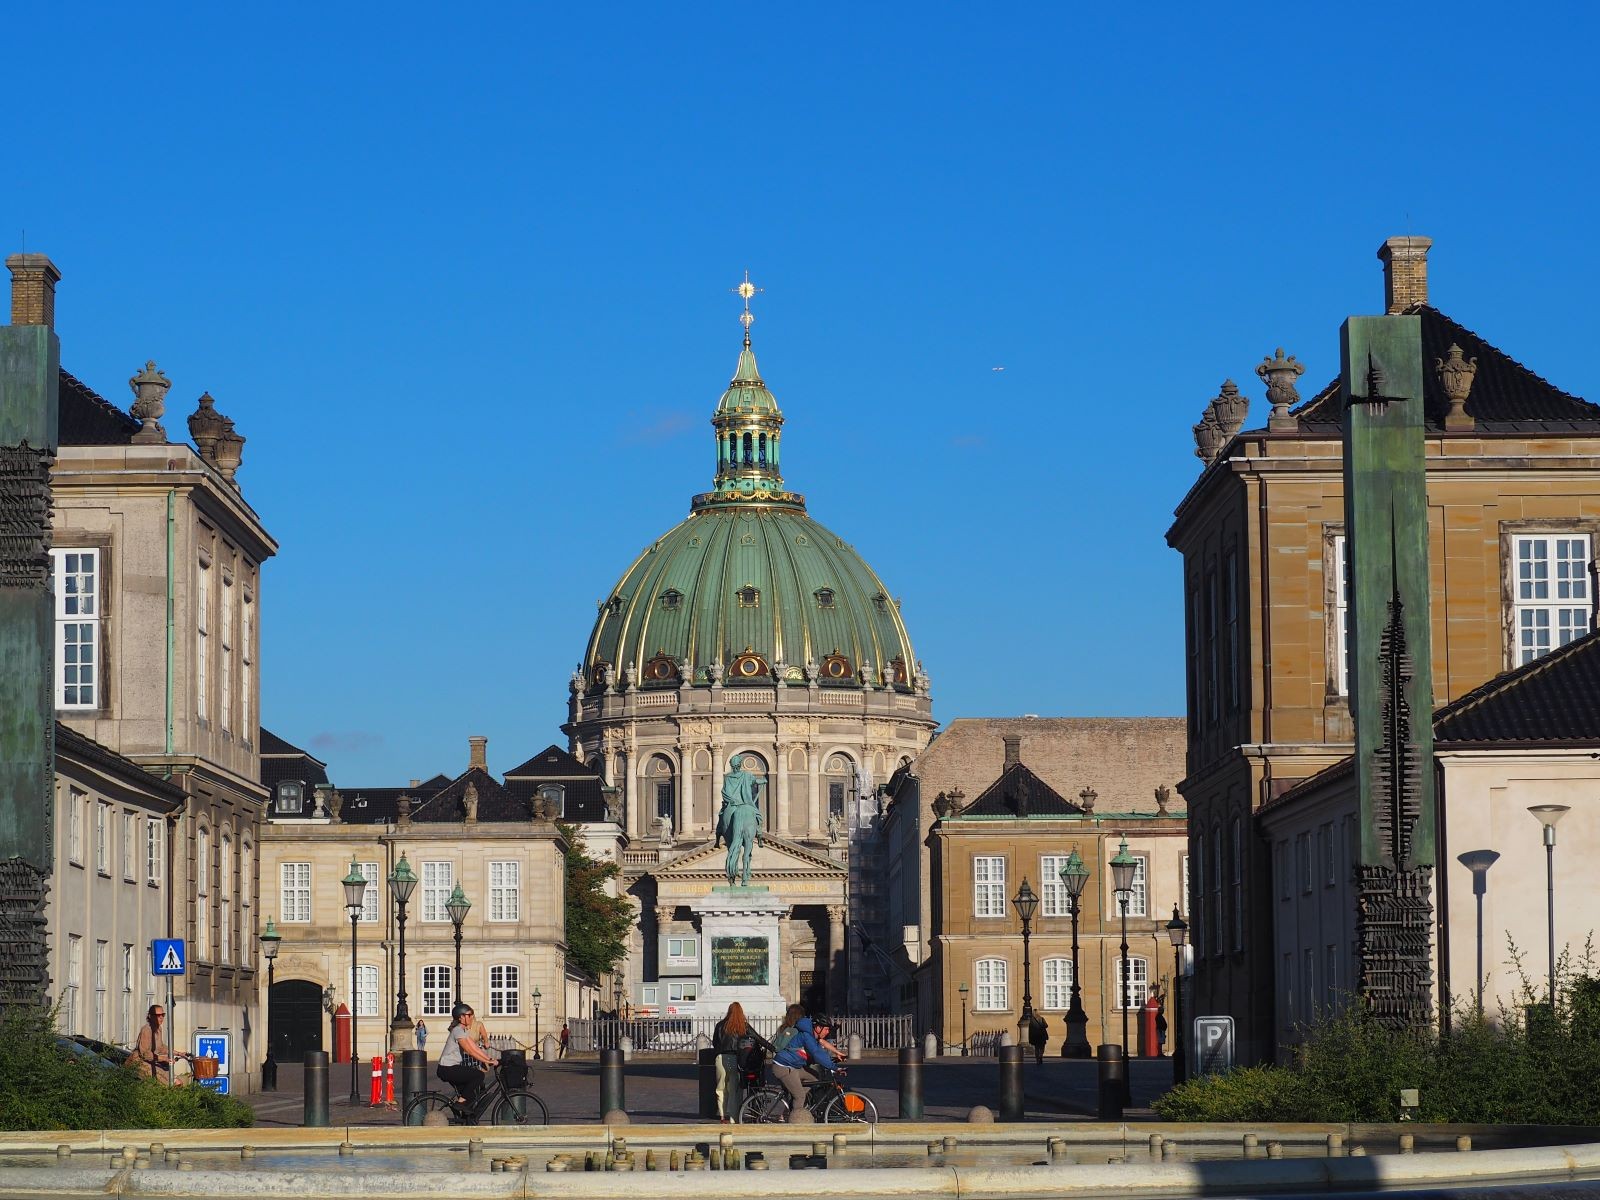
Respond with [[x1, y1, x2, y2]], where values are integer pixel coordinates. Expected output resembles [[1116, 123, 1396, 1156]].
[[196, 825, 210, 961], [489, 964, 520, 1015], [489, 861, 520, 922], [973, 856, 1007, 918], [51, 548, 99, 709], [1180, 855, 1190, 917], [421, 861, 453, 922], [241, 841, 253, 916], [1040, 854, 1076, 918], [349, 965, 379, 1017], [120, 944, 134, 1044], [1194, 836, 1207, 951], [219, 835, 233, 963], [1127, 854, 1149, 918], [241, 592, 254, 741], [974, 957, 1008, 1011], [64, 935, 82, 1033], [667, 981, 697, 1003], [68, 788, 84, 865], [421, 965, 453, 1015], [196, 558, 209, 719], [95, 801, 110, 874], [667, 937, 699, 961], [1042, 957, 1074, 1010], [1332, 533, 1350, 695], [146, 818, 163, 886], [93, 940, 107, 1039], [274, 780, 304, 816], [280, 862, 311, 923], [1513, 534, 1592, 665], [641, 985, 659, 1006], [1115, 956, 1150, 1010], [219, 572, 233, 732], [357, 862, 381, 923], [121, 811, 136, 882]]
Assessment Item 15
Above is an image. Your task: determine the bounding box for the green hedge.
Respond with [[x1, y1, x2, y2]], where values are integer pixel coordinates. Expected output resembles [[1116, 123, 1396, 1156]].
[[0, 1007, 254, 1131]]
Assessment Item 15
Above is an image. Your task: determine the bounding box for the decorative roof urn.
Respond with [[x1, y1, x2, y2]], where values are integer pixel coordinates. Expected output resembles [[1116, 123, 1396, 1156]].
[[1435, 343, 1478, 432], [129, 361, 171, 443], [1210, 379, 1250, 438], [1257, 348, 1306, 433], [188, 392, 228, 462], [1193, 407, 1225, 465]]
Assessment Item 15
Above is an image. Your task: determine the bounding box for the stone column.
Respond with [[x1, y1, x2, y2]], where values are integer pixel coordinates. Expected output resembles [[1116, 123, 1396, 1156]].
[[826, 905, 847, 1013], [622, 752, 638, 840], [708, 743, 723, 838], [774, 745, 790, 835], [678, 746, 694, 835]]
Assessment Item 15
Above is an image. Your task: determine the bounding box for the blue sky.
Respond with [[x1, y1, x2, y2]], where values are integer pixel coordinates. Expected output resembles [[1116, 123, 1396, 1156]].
[[7, 3, 1599, 783]]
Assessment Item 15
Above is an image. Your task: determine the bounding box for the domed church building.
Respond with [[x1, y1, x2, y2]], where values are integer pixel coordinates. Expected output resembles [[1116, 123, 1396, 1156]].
[[565, 282, 935, 1016]]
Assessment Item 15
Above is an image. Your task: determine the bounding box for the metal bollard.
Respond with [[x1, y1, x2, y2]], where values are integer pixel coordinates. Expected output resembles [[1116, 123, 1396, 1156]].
[[899, 1045, 925, 1120], [303, 1051, 330, 1128], [600, 1048, 626, 1116], [1096, 1044, 1125, 1121], [698, 1048, 719, 1119], [997, 1044, 1024, 1121], [400, 1050, 427, 1125]]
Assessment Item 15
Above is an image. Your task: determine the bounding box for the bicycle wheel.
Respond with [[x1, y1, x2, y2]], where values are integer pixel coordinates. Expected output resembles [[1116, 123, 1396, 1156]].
[[404, 1091, 465, 1127], [492, 1089, 549, 1126], [822, 1090, 878, 1124], [738, 1086, 789, 1124]]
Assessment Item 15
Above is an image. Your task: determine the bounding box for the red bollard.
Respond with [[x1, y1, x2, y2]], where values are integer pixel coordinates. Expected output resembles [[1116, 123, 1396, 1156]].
[[369, 1055, 383, 1106], [383, 1053, 395, 1105]]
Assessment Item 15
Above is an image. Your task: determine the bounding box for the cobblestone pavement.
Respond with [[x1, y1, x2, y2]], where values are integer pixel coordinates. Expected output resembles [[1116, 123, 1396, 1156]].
[[245, 1055, 1178, 1127]]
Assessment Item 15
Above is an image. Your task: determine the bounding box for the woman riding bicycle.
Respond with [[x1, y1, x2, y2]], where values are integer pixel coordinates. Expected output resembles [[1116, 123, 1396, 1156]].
[[770, 1007, 836, 1121], [436, 1001, 499, 1109]]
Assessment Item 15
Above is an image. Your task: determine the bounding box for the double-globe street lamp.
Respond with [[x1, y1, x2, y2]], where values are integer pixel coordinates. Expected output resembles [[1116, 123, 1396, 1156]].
[[533, 987, 542, 1058], [1056, 850, 1091, 1057], [1456, 849, 1501, 1016], [1528, 805, 1570, 1006], [446, 883, 472, 1007], [259, 918, 281, 1089], [1110, 835, 1138, 1103], [389, 854, 420, 1047], [1166, 906, 1188, 1083], [341, 859, 370, 1104]]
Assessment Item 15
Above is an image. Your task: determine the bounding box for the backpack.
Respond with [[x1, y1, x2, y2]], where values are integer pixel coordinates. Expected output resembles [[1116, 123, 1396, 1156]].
[[771, 1025, 798, 1056], [735, 1034, 762, 1073]]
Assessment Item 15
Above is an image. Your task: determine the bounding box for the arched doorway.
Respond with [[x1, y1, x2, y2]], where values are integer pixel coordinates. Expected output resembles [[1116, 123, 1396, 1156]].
[[269, 978, 326, 1064]]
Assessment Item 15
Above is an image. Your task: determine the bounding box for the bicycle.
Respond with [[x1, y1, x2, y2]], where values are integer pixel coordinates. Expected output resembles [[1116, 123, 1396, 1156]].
[[738, 1065, 877, 1124], [403, 1060, 549, 1126]]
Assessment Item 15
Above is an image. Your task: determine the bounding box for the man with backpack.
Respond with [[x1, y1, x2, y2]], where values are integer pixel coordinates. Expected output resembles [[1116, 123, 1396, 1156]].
[[770, 1004, 838, 1121]]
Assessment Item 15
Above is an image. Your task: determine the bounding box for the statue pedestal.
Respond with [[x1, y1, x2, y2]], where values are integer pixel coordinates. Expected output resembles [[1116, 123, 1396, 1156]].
[[692, 887, 787, 1021]]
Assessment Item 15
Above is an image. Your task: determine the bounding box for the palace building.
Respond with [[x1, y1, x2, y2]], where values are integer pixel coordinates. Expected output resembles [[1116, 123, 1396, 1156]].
[[565, 281, 936, 1015]]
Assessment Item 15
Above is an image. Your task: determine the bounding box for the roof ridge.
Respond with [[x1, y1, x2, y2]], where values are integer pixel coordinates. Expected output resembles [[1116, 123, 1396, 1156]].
[[59, 367, 139, 429], [1433, 628, 1600, 732], [1415, 304, 1589, 408]]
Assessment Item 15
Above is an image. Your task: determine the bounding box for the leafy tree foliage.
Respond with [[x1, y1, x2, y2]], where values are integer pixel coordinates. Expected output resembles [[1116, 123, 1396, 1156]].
[[557, 822, 633, 979]]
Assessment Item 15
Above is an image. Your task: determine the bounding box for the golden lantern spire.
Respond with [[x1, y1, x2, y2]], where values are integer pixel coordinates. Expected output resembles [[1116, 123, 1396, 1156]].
[[732, 270, 763, 346]]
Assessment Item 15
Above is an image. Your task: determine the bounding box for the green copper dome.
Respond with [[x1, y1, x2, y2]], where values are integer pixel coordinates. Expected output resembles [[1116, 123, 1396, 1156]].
[[583, 326, 919, 690]]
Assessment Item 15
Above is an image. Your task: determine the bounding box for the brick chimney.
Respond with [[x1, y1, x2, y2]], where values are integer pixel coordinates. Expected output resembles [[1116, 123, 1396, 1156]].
[[6, 253, 61, 328], [1378, 236, 1432, 314], [468, 735, 488, 772], [1003, 734, 1021, 767]]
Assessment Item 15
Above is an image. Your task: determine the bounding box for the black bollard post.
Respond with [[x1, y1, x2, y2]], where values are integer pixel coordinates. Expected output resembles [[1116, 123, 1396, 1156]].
[[304, 1050, 330, 1128], [400, 1050, 427, 1125], [899, 1045, 924, 1120], [997, 1044, 1024, 1121], [599, 1047, 626, 1116], [698, 1047, 719, 1119], [1097, 1043, 1125, 1121]]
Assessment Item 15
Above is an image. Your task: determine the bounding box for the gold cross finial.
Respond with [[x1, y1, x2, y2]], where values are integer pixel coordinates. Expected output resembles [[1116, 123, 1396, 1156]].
[[733, 270, 762, 343]]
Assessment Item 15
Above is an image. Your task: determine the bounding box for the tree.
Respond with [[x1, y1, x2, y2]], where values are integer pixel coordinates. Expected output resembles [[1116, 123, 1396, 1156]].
[[557, 823, 633, 978]]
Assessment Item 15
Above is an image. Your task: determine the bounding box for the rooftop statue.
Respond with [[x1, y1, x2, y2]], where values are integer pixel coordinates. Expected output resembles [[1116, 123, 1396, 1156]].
[[716, 755, 763, 887]]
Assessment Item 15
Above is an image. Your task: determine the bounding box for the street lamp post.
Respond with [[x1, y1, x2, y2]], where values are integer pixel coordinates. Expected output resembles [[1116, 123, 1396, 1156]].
[[958, 982, 969, 1056], [1456, 850, 1501, 1016], [445, 883, 471, 1007], [260, 917, 281, 1088], [1528, 806, 1570, 1005], [388, 854, 419, 1046], [341, 859, 370, 1105], [1110, 835, 1138, 1103], [1058, 850, 1091, 1057], [1012, 879, 1040, 1046], [1166, 905, 1188, 1083], [533, 987, 542, 1058]]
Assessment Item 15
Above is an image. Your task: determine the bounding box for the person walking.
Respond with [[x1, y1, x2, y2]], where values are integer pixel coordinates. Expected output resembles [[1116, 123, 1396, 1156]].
[[1028, 1013, 1049, 1064], [1154, 992, 1169, 1057], [558, 1023, 570, 1060], [770, 1005, 836, 1122], [711, 1002, 753, 1123], [415, 1020, 428, 1056]]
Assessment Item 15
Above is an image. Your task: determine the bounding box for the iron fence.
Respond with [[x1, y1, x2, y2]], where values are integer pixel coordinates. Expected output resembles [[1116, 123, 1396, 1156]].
[[567, 1013, 913, 1054]]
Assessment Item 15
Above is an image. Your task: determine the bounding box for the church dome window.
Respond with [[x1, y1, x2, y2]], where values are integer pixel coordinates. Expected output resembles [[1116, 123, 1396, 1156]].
[[644, 650, 679, 683], [821, 651, 853, 681], [814, 587, 835, 609], [730, 649, 770, 679], [736, 584, 760, 608], [890, 656, 909, 685], [660, 588, 683, 610], [591, 660, 612, 688]]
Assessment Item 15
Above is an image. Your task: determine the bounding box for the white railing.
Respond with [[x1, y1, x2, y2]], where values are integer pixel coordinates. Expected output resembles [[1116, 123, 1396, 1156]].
[[820, 692, 858, 707], [637, 693, 677, 709], [725, 689, 776, 705]]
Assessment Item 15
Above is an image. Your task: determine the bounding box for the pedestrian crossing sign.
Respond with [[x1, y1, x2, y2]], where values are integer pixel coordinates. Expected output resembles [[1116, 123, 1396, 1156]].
[[152, 939, 186, 976]]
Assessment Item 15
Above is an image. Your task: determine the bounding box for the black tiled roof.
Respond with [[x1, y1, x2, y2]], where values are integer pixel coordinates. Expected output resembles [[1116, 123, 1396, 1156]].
[[1433, 629, 1600, 745], [58, 369, 138, 445], [505, 745, 590, 778], [55, 722, 186, 804], [259, 727, 330, 800], [1285, 306, 1600, 435], [961, 762, 1085, 818]]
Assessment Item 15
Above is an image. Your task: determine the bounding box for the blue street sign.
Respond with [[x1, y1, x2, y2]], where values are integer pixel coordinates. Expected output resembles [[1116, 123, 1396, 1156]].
[[152, 939, 186, 976], [195, 1034, 229, 1074], [197, 1077, 230, 1095]]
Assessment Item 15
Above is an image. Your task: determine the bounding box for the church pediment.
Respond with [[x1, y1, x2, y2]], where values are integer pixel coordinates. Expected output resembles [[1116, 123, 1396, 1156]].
[[650, 834, 846, 880]]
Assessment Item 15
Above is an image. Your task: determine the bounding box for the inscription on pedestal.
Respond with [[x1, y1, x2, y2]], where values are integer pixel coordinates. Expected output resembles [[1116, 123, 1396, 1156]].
[[711, 936, 769, 986]]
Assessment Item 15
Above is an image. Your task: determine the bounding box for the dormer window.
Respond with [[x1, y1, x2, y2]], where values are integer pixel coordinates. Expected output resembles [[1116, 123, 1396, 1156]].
[[815, 588, 836, 610], [872, 592, 889, 613], [661, 588, 683, 611], [274, 780, 303, 816], [737, 585, 760, 608], [537, 784, 565, 818], [607, 595, 626, 617]]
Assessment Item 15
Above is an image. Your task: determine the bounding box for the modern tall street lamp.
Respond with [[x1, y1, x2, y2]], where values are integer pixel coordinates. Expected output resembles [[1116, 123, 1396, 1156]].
[[1528, 805, 1570, 1004], [259, 917, 281, 1089], [1012, 879, 1040, 1041], [1110, 835, 1138, 1103], [341, 859, 369, 1104], [389, 854, 419, 1045], [958, 982, 969, 1056], [1456, 850, 1501, 1016], [445, 883, 471, 1006], [1058, 850, 1091, 1057], [532, 987, 542, 1058], [1166, 905, 1188, 1083]]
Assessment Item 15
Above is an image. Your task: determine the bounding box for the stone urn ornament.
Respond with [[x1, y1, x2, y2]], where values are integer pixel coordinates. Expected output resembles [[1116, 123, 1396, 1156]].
[[1257, 348, 1306, 432], [1078, 786, 1098, 814], [188, 392, 228, 461], [1435, 343, 1478, 431], [1210, 379, 1250, 438], [1193, 408, 1225, 465], [129, 361, 171, 443]]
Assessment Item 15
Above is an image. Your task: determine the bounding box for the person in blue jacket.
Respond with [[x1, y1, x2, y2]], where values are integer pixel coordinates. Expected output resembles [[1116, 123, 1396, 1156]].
[[770, 1007, 838, 1120]]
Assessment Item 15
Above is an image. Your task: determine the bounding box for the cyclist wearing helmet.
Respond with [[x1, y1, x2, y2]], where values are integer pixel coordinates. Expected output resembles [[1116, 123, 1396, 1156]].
[[437, 1001, 499, 1108], [770, 1009, 837, 1121]]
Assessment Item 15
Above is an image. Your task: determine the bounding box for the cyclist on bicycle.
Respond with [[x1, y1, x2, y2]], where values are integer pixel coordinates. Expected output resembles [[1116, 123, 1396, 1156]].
[[437, 1001, 500, 1109], [770, 1007, 837, 1121]]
